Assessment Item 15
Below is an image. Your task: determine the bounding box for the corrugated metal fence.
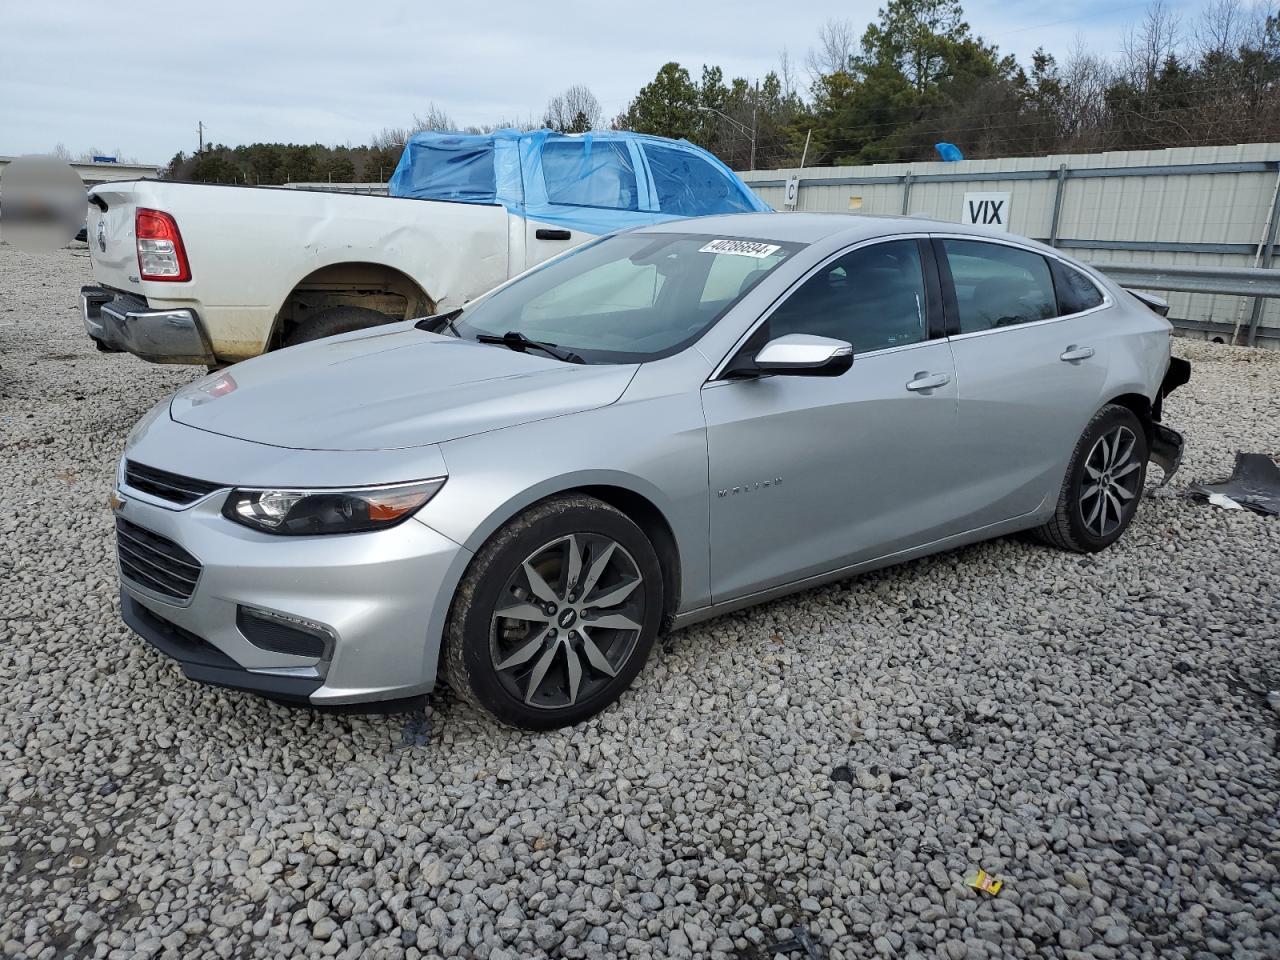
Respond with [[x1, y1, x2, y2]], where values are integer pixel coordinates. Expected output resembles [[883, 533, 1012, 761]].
[[739, 143, 1280, 346]]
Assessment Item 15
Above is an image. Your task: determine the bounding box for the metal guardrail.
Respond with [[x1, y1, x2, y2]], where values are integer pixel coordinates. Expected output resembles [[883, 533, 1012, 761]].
[[1091, 261, 1280, 345], [1093, 261, 1280, 297]]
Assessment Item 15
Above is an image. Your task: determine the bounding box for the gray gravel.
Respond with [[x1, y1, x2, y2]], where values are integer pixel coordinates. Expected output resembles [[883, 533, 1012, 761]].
[[2, 244, 1278, 960]]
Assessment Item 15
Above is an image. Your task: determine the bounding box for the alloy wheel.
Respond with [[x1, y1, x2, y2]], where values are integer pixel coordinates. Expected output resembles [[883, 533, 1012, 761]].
[[1079, 425, 1141, 537], [489, 533, 646, 710]]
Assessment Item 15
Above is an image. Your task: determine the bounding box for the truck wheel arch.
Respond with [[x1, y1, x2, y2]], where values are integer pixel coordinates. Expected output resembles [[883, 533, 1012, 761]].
[[269, 262, 435, 351]]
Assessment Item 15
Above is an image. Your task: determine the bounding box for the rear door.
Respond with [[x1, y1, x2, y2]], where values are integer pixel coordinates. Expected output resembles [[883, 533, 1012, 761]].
[[523, 138, 654, 269], [937, 236, 1110, 526], [702, 237, 961, 602]]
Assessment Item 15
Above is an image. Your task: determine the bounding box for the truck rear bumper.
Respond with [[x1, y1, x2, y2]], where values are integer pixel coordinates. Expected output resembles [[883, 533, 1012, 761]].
[[81, 286, 216, 365]]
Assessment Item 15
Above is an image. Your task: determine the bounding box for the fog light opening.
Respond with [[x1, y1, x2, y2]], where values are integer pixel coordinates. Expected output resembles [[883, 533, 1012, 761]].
[[235, 606, 335, 661]]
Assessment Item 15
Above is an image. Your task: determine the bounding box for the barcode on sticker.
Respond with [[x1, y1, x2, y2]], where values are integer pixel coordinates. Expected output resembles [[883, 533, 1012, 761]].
[[699, 239, 781, 259]]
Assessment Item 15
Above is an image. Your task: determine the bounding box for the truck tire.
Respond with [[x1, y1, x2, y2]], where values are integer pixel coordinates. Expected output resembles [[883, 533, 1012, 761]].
[[284, 306, 395, 347]]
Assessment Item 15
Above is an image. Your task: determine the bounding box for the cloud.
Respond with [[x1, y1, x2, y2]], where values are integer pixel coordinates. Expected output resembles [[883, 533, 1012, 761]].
[[0, 0, 1207, 162]]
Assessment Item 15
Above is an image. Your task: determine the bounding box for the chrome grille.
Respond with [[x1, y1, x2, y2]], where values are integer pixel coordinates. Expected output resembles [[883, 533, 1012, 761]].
[[115, 517, 202, 602], [124, 460, 222, 505]]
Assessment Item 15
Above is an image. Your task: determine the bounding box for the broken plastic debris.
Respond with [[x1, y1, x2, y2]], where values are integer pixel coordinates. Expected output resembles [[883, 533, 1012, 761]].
[[1206, 492, 1244, 511], [767, 926, 823, 959], [965, 869, 1003, 895], [1189, 453, 1280, 516]]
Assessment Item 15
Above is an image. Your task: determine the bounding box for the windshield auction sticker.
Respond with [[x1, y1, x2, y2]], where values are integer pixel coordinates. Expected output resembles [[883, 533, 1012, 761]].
[[699, 239, 781, 258]]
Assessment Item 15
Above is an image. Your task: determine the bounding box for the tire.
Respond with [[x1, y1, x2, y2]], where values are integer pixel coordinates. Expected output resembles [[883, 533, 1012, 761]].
[[443, 494, 664, 730], [284, 306, 394, 347], [1035, 404, 1149, 553]]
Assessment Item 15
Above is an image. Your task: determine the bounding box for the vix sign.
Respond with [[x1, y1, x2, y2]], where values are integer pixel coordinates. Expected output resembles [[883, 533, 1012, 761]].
[[961, 192, 1010, 232]]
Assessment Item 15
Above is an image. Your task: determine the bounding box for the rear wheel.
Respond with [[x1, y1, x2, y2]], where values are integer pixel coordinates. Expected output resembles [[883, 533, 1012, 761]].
[[1036, 404, 1148, 553], [443, 495, 664, 729], [283, 305, 394, 347]]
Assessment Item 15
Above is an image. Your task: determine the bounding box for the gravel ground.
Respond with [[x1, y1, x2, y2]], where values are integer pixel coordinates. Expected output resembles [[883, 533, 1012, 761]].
[[1, 244, 1278, 960]]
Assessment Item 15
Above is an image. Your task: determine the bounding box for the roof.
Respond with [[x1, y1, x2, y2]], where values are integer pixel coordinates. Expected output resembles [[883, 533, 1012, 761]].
[[639, 211, 1026, 246], [387, 128, 770, 234]]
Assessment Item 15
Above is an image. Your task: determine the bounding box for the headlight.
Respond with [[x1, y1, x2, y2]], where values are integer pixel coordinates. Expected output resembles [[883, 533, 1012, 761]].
[[222, 479, 445, 536]]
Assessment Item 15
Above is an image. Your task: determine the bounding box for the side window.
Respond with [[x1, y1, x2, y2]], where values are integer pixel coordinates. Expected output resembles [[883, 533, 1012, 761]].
[[767, 240, 927, 353], [944, 239, 1057, 333], [541, 140, 639, 211], [645, 144, 755, 217], [1053, 261, 1105, 314]]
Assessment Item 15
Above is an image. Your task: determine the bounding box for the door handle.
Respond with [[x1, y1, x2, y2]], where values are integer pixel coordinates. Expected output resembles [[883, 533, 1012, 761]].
[[905, 372, 950, 392], [535, 228, 572, 241], [1060, 345, 1095, 362]]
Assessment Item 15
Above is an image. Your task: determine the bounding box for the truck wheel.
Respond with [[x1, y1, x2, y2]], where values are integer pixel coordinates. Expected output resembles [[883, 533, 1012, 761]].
[[284, 306, 395, 347]]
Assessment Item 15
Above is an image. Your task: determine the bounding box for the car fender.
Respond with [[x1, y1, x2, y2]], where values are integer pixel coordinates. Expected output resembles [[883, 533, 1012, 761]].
[[417, 392, 712, 615]]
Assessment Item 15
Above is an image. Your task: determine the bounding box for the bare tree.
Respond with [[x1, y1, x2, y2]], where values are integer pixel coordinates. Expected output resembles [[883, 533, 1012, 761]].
[[1059, 40, 1116, 149], [371, 127, 411, 149], [1194, 0, 1247, 59], [806, 18, 856, 81], [1120, 1, 1182, 86], [777, 47, 799, 101], [465, 116, 541, 134], [543, 85, 603, 133], [411, 103, 458, 134]]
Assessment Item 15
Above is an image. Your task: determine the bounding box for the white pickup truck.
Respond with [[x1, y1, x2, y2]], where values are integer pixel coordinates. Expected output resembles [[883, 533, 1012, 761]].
[[80, 130, 769, 366]]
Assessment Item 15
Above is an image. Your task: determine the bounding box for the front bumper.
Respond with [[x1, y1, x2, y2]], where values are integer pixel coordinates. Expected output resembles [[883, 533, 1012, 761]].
[[81, 285, 216, 365], [114, 486, 472, 705]]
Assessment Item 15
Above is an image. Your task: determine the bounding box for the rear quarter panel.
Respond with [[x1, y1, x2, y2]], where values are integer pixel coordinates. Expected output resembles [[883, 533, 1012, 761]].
[[1087, 276, 1174, 406]]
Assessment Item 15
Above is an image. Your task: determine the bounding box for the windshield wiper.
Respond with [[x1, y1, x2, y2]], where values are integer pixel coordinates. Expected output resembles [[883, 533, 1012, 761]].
[[474, 331, 584, 364], [415, 307, 464, 336]]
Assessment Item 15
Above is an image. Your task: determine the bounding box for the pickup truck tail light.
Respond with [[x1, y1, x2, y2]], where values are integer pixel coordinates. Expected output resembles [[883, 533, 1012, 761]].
[[135, 208, 191, 282]]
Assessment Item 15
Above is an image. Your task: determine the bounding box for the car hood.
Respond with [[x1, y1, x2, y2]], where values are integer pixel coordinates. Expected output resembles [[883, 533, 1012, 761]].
[[169, 325, 639, 451]]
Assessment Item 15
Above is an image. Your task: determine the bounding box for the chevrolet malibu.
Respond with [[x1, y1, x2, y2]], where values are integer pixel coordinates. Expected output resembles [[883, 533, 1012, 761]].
[[113, 213, 1189, 729]]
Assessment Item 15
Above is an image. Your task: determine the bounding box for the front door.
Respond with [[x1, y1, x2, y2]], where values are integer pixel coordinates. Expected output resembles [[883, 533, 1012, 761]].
[[701, 238, 961, 602]]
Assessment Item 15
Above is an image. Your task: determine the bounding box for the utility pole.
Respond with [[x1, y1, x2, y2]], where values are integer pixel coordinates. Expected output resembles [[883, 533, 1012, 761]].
[[748, 82, 758, 172], [197, 121, 205, 155]]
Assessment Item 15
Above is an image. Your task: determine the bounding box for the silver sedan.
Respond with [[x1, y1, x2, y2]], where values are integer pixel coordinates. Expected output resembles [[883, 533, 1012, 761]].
[[113, 214, 1189, 728]]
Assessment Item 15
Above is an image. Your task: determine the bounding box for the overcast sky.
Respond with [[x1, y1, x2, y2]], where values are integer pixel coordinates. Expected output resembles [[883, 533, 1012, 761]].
[[2, 0, 1211, 163]]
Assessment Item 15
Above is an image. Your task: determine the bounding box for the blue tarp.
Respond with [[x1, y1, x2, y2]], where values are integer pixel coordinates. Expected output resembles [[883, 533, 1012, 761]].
[[935, 142, 964, 162], [389, 129, 770, 234]]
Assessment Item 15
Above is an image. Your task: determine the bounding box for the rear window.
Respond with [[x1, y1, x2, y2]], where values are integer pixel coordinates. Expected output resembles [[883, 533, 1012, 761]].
[[400, 137, 496, 203]]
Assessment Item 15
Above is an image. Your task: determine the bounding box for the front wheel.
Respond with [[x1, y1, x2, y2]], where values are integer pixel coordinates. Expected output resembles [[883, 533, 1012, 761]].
[[1036, 404, 1149, 553], [443, 495, 664, 729]]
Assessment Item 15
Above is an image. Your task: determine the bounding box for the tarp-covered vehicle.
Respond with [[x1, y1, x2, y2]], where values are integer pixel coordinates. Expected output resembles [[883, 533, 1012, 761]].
[[80, 130, 769, 366]]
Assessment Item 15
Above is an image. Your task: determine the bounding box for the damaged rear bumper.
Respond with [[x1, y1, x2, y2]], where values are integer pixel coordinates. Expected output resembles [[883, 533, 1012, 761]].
[[1149, 356, 1192, 484], [81, 285, 216, 365], [1149, 422, 1185, 484]]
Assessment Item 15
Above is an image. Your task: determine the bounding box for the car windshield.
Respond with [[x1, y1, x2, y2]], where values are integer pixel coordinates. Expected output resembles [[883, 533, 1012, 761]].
[[452, 232, 801, 363]]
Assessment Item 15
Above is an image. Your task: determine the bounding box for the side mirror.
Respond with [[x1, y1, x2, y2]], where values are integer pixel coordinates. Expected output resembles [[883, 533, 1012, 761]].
[[726, 333, 853, 378]]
